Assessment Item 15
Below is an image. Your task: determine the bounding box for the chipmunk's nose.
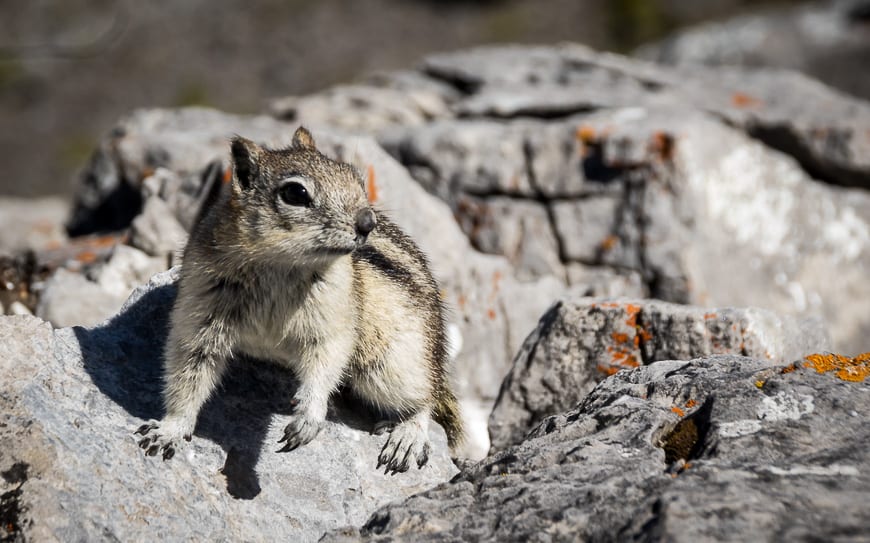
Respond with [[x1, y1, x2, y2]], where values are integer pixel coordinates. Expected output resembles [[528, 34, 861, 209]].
[[355, 208, 376, 242]]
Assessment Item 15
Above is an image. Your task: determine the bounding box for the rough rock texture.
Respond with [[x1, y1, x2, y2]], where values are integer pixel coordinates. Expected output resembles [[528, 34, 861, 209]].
[[488, 297, 831, 451], [371, 44, 870, 352], [325, 355, 870, 542], [0, 269, 457, 542], [635, 0, 870, 102]]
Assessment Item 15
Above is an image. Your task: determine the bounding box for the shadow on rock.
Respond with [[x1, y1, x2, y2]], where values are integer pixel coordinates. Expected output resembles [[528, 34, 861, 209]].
[[74, 272, 377, 500]]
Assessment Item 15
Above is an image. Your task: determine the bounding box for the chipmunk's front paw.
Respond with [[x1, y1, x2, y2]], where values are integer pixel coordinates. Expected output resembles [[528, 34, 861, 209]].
[[277, 413, 323, 452], [377, 419, 431, 475], [135, 418, 191, 461]]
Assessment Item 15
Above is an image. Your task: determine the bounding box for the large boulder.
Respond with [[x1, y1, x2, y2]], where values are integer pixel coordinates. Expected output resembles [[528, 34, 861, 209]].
[[488, 297, 830, 451], [371, 45, 870, 353], [635, 0, 870, 103], [325, 354, 870, 541], [0, 269, 457, 542]]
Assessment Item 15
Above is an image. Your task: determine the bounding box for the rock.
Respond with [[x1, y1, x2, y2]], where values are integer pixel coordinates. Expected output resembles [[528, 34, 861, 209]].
[[0, 196, 69, 254], [0, 269, 458, 542], [36, 268, 126, 328], [454, 195, 564, 280], [129, 193, 188, 258], [635, 0, 870, 103], [376, 45, 870, 353], [324, 354, 870, 541], [488, 297, 831, 451], [269, 71, 458, 133], [65, 108, 297, 237], [36, 245, 167, 328], [565, 265, 646, 298], [7, 301, 32, 316]]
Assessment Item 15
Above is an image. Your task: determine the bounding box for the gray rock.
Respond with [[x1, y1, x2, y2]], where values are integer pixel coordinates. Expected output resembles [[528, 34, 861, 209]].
[[455, 195, 564, 280], [564, 264, 647, 298], [325, 354, 870, 541], [384, 75, 870, 352], [129, 193, 188, 258], [0, 196, 69, 254], [269, 70, 458, 133], [0, 268, 458, 542], [35, 245, 166, 328], [635, 0, 870, 103], [418, 43, 870, 190], [488, 297, 831, 451], [550, 195, 620, 264], [36, 268, 127, 328]]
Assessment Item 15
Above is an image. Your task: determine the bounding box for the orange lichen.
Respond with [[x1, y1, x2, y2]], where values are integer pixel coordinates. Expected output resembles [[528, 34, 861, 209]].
[[671, 406, 685, 417], [575, 125, 597, 143], [611, 332, 630, 344], [685, 399, 697, 408], [732, 92, 761, 109], [223, 167, 233, 184], [599, 235, 618, 251], [487, 308, 497, 321], [624, 304, 641, 327], [804, 352, 870, 382], [366, 165, 378, 203], [76, 251, 98, 264], [638, 328, 653, 343], [704, 312, 717, 320]]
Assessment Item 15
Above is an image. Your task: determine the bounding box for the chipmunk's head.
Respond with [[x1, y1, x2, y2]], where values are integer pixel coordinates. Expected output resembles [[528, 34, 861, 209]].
[[229, 127, 376, 267]]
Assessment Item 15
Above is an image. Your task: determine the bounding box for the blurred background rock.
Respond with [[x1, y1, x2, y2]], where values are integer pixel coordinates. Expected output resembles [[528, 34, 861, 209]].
[[4, 0, 853, 199]]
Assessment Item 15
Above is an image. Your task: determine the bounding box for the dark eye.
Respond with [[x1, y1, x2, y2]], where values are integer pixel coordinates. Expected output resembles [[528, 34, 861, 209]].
[[278, 182, 312, 207]]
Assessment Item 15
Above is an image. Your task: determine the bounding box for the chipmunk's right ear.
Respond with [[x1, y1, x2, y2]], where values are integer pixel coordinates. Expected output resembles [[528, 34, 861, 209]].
[[230, 136, 263, 190]]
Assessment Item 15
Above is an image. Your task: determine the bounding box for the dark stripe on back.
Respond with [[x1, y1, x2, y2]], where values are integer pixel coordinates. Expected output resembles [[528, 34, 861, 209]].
[[353, 245, 416, 288]]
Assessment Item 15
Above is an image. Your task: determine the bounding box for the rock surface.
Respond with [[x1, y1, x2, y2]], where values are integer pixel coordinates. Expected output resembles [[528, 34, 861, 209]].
[[325, 354, 870, 542], [373, 44, 870, 352], [0, 269, 458, 542], [635, 0, 870, 103], [488, 297, 830, 451]]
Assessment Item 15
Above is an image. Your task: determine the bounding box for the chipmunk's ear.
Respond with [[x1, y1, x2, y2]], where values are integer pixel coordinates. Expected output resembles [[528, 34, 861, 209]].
[[292, 126, 316, 150], [230, 136, 262, 190]]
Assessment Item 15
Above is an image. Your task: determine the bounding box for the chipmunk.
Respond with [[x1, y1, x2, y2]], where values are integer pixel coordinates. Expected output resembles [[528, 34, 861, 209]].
[[136, 127, 462, 473]]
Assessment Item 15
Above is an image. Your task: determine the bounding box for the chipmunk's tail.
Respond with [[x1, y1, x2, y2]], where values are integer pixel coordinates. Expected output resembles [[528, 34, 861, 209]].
[[433, 388, 465, 451]]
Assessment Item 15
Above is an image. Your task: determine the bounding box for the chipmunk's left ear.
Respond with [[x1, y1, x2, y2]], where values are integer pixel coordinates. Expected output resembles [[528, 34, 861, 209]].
[[292, 126, 316, 151], [230, 136, 263, 191]]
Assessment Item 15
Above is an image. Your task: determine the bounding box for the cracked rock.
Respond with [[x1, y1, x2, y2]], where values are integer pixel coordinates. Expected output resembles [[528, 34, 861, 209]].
[[488, 297, 830, 451], [325, 354, 869, 541]]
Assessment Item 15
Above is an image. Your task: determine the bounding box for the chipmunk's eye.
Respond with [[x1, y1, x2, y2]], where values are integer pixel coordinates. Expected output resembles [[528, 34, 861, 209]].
[[278, 181, 312, 207]]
